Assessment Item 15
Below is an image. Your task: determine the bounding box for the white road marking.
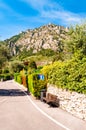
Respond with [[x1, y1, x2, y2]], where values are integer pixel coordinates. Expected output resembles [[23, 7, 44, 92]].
[[26, 94, 71, 130], [14, 81, 71, 130]]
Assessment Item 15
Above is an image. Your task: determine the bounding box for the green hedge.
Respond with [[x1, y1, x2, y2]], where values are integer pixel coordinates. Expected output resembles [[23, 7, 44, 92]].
[[14, 72, 47, 98], [14, 73, 22, 84], [0, 73, 12, 81], [28, 73, 47, 98], [42, 58, 86, 94], [28, 74, 34, 94]]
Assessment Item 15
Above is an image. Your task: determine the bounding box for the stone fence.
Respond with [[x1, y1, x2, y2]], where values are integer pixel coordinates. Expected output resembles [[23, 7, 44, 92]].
[[47, 83, 86, 121]]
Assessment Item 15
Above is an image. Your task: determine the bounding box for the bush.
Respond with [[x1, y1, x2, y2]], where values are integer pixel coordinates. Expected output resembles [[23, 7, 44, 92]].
[[22, 75, 28, 87], [42, 59, 86, 94], [2, 68, 9, 73], [28, 73, 47, 98], [20, 69, 28, 87], [10, 61, 24, 73], [0, 69, 2, 74], [28, 74, 34, 94], [14, 73, 22, 84], [0, 74, 4, 81], [0, 73, 12, 81], [37, 49, 56, 57], [14, 73, 19, 81], [28, 60, 37, 69], [17, 75, 22, 84]]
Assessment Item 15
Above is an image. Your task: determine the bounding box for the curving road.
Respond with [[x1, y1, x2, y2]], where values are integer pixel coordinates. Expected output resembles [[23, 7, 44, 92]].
[[0, 80, 86, 130]]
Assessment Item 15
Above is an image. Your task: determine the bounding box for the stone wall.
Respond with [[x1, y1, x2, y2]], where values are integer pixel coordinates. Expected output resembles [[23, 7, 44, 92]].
[[47, 83, 86, 121]]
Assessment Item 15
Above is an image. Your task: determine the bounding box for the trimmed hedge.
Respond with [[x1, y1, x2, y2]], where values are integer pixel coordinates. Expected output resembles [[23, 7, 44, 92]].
[[28, 73, 47, 98], [14, 72, 28, 88], [14, 73, 22, 84], [14, 71, 47, 98]]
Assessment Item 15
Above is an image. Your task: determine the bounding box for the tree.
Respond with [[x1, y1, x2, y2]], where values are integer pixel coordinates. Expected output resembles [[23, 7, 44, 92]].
[[9, 61, 24, 73], [0, 43, 11, 68], [29, 60, 37, 69], [65, 23, 86, 55]]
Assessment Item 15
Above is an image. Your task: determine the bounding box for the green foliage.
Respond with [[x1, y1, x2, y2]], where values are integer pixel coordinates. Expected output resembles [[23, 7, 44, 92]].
[[17, 75, 22, 84], [65, 23, 86, 56], [0, 43, 11, 68], [52, 51, 64, 61], [28, 73, 47, 98], [36, 49, 56, 57], [14, 73, 19, 81], [14, 73, 22, 84], [2, 67, 9, 73], [42, 57, 86, 94], [18, 48, 34, 60], [28, 74, 34, 94], [5, 32, 24, 43], [0, 73, 12, 81], [9, 61, 24, 74], [0, 69, 2, 74], [43, 23, 86, 94], [28, 60, 37, 69], [34, 66, 43, 73], [41, 64, 53, 78], [1, 23, 86, 95]]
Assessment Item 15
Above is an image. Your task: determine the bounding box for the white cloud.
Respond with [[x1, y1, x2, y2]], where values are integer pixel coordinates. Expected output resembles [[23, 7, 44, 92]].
[[0, 0, 86, 40], [41, 10, 84, 25], [1, 0, 84, 26], [20, 0, 86, 26]]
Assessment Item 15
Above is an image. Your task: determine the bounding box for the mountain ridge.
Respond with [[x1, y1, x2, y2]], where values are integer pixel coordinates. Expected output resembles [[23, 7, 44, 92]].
[[6, 23, 69, 55]]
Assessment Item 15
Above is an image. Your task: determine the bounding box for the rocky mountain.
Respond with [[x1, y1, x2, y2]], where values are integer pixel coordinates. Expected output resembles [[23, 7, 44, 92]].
[[6, 23, 69, 55]]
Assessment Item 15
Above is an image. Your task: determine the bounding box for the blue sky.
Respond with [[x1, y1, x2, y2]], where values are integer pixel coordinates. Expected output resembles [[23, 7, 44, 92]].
[[0, 0, 86, 40]]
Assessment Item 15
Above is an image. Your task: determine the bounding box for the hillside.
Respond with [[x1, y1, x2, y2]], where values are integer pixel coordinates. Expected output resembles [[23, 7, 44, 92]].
[[6, 24, 69, 55]]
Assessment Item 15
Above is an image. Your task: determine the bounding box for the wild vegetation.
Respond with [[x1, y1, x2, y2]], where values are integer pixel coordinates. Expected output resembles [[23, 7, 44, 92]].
[[41, 23, 86, 94], [0, 23, 86, 95]]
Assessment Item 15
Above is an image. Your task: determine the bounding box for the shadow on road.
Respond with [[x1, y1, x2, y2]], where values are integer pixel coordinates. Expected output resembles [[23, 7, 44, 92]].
[[0, 89, 28, 96]]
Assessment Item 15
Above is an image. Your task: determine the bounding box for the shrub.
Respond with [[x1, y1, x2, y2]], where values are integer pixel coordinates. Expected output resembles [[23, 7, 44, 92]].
[[0, 74, 4, 81], [14, 73, 19, 81], [0, 73, 12, 81], [2, 68, 9, 73], [28, 60, 37, 69], [9, 61, 24, 73], [14, 73, 22, 84], [28, 73, 47, 98], [17, 74, 22, 84], [37, 49, 56, 57], [0, 69, 2, 74], [42, 59, 86, 94], [28, 74, 34, 94], [20, 69, 28, 87], [22, 75, 28, 87]]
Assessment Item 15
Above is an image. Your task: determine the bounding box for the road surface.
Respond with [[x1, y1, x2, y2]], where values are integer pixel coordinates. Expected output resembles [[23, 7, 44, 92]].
[[0, 80, 86, 130]]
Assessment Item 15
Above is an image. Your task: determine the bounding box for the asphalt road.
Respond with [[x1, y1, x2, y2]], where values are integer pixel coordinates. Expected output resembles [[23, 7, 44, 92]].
[[0, 80, 86, 130]]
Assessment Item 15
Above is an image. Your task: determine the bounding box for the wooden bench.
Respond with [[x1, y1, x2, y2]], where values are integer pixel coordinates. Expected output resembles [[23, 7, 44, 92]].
[[43, 93, 59, 107]]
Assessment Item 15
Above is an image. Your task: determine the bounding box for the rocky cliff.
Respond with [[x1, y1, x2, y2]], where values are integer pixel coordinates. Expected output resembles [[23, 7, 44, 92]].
[[6, 23, 69, 55]]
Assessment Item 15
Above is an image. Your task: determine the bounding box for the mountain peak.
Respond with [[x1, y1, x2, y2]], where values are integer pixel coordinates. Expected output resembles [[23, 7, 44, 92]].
[[7, 23, 69, 55]]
